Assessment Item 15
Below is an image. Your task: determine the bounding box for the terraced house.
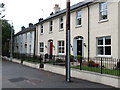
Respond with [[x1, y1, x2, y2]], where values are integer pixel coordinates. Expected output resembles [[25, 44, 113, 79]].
[[35, 0, 120, 59], [14, 23, 36, 55]]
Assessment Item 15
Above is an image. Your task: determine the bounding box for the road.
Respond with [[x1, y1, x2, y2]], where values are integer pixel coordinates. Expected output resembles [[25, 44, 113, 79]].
[[2, 60, 115, 88]]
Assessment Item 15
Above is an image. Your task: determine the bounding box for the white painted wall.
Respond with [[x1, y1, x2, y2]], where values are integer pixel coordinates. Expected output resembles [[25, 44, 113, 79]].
[[14, 30, 35, 55], [36, 1, 119, 58], [118, 1, 120, 59]]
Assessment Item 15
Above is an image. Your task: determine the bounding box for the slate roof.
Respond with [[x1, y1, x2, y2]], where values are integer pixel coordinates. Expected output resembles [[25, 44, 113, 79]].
[[14, 25, 36, 37], [36, 0, 96, 25]]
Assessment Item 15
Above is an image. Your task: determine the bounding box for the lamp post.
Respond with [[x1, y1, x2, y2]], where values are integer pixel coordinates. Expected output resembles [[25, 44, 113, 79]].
[[5, 20, 13, 61]]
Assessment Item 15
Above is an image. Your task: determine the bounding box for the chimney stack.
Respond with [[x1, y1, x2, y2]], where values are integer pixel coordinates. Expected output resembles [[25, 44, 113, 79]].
[[39, 18, 43, 22], [29, 23, 33, 27], [21, 26, 25, 31], [53, 4, 60, 14]]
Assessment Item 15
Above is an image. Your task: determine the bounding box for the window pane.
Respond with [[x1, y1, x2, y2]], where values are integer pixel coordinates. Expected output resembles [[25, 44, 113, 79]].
[[77, 11, 81, 17], [100, 2, 108, 20], [105, 37, 111, 45], [62, 47, 64, 53], [60, 17, 63, 22], [105, 46, 111, 55], [98, 47, 104, 55], [77, 18, 81, 25], [98, 38, 103, 45], [62, 41, 64, 46], [60, 23, 63, 29], [58, 48, 61, 53]]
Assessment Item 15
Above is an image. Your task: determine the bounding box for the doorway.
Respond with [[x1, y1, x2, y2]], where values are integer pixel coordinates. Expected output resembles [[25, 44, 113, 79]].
[[73, 36, 83, 57]]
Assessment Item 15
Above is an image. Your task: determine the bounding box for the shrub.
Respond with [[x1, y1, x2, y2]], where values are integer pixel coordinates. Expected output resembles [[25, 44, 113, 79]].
[[77, 55, 83, 63], [88, 60, 99, 67], [70, 55, 74, 62], [88, 60, 95, 67], [56, 59, 64, 63]]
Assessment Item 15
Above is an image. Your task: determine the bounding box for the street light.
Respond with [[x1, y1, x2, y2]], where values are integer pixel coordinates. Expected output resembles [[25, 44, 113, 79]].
[[5, 19, 13, 61]]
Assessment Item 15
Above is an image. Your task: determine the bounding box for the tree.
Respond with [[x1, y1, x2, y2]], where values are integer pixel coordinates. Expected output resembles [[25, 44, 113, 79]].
[[1, 19, 14, 56]]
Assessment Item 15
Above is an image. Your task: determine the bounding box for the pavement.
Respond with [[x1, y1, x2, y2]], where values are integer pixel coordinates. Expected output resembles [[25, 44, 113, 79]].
[[2, 60, 116, 89]]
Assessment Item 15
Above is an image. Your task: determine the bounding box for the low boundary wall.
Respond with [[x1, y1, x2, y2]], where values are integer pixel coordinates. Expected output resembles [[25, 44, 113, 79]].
[[3, 58, 120, 88]]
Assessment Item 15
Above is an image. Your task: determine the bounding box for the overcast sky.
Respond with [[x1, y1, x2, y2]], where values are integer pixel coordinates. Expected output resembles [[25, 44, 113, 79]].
[[1, 0, 83, 33]]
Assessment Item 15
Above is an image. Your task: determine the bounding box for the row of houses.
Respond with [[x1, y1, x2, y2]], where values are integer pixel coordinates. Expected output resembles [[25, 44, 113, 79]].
[[13, 0, 120, 59]]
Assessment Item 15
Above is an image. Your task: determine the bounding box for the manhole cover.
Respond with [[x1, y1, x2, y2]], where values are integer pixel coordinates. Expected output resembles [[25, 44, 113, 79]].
[[8, 77, 28, 82]]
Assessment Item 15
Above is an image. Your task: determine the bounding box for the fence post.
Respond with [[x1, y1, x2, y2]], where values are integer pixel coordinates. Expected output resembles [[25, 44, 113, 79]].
[[101, 58, 103, 74], [80, 57, 82, 70], [39, 55, 44, 68]]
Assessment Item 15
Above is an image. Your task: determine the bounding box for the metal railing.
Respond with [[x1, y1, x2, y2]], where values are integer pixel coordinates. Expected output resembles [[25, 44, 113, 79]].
[[13, 53, 120, 77]]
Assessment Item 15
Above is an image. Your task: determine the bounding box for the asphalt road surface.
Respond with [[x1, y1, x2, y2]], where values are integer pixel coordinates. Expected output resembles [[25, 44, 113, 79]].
[[2, 60, 115, 88]]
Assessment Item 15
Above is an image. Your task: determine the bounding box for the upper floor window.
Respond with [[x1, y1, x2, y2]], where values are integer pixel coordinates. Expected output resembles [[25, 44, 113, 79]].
[[76, 10, 82, 26], [40, 24, 43, 34], [58, 41, 64, 54], [39, 42, 44, 53], [49, 21, 53, 32], [26, 33, 27, 40], [59, 17, 64, 30], [97, 36, 111, 57], [30, 32, 32, 40], [100, 2, 108, 20]]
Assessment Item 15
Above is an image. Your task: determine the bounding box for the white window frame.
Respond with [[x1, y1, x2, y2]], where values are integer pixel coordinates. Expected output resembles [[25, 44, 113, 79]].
[[59, 17, 64, 31], [39, 42, 44, 53], [58, 41, 65, 55], [49, 21, 53, 33], [97, 36, 111, 57], [99, 2, 108, 21], [40, 24, 43, 34], [76, 10, 82, 26]]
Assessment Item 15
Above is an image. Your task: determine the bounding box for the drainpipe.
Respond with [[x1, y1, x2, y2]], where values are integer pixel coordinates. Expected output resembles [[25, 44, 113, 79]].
[[34, 27, 36, 57], [87, 5, 90, 62]]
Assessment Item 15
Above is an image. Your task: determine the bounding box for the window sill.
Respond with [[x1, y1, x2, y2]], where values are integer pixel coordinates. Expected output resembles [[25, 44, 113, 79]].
[[59, 29, 64, 32], [40, 33, 44, 35], [58, 53, 65, 55], [98, 19, 109, 23], [75, 25, 82, 28], [49, 31, 53, 34], [95, 55, 112, 58]]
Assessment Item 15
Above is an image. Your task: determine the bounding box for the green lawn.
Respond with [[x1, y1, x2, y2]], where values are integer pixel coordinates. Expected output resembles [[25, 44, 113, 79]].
[[72, 66, 120, 76]]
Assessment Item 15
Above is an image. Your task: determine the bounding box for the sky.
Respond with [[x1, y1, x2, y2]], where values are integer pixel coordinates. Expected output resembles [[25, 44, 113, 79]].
[[1, 0, 83, 33]]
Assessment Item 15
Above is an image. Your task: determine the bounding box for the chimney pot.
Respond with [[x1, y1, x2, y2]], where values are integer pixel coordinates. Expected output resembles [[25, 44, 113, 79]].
[[39, 18, 43, 22], [53, 4, 60, 14]]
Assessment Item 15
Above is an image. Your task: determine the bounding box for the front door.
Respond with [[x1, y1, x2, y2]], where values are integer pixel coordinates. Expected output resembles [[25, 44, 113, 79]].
[[50, 42, 53, 55], [77, 40, 82, 56]]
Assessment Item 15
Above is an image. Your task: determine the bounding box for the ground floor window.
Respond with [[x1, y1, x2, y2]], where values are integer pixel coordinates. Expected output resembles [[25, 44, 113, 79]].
[[58, 41, 64, 54], [97, 36, 111, 56], [39, 42, 44, 52]]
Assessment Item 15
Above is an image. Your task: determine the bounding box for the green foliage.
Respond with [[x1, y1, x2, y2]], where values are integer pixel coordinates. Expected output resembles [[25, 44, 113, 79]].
[[56, 58, 64, 63], [76, 55, 82, 60], [1, 19, 14, 55]]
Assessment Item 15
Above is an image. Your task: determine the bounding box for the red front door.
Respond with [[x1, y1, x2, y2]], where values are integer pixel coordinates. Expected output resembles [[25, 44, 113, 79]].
[[50, 42, 53, 55]]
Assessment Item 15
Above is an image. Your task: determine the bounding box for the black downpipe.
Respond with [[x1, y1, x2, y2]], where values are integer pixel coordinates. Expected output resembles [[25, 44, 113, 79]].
[[34, 27, 36, 57], [87, 5, 90, 62]]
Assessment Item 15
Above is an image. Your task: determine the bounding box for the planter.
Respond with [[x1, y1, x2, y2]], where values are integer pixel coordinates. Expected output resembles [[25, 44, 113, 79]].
[[40, 64, 44, 68]]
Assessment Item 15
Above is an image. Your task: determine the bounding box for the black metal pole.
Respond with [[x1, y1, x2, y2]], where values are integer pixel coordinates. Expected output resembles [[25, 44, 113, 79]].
[[66, 0, 71, 82], [101, 58, 103, 74]]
